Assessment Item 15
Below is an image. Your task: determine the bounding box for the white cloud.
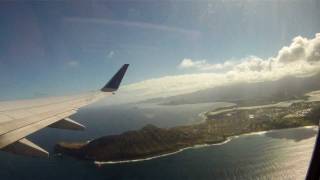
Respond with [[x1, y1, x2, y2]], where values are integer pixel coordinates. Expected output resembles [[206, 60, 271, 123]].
[[178, 58, 234, 71], [102, 33, 320, 104], [65, 17, 201, 38], [179, 59, 206, 69], [107, 51, 114, 58], [66, 60, 79, 67]]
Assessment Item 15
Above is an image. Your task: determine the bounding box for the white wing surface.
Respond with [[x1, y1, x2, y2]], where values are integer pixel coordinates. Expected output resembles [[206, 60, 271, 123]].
[[0, 64, 129, 157]]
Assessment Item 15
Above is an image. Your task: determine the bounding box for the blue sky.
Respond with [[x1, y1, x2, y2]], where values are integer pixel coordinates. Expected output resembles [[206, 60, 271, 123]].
[[0, 0, 320, 101]]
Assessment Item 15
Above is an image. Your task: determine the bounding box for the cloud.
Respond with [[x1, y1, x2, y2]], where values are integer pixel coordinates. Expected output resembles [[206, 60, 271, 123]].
[[66, 60, 79, 67], [178, 58, 234, 71], [107, 51, 114, 59], [103, 33, 320, 104], [65, 17, 201, 38], [178, 58, 206, 69]]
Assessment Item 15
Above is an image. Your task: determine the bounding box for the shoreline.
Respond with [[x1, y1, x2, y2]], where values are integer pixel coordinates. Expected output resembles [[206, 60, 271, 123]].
[[94, 137, 231, 165], [94, 125, 317, 166], [92, 95, 320, 166]]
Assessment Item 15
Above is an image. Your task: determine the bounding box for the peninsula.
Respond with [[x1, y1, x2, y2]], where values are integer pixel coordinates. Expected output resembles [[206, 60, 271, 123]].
[[54, 101, 320, 162]]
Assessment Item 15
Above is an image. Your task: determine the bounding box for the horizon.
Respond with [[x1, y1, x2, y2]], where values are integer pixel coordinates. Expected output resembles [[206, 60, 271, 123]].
[[1, 1, 320, 179]]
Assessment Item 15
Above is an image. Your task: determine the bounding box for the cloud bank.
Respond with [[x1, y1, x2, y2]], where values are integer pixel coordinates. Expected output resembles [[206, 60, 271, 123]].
[[106, 33, 320, 104], [179, 58, 235, 71]]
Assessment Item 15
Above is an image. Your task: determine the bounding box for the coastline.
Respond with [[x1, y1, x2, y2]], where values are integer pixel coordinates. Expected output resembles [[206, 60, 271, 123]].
[[69, 94, 320, 166], [94, 125, 317, 165], [94, 137, 231, 165]]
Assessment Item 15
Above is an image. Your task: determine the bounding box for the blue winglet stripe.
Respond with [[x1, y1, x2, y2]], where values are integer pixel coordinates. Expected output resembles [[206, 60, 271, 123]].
[[101, 64, 129, 92]]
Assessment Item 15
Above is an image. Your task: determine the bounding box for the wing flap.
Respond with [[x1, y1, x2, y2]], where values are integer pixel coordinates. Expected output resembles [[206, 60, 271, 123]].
[[0, 110, 76, 149], [49, 118, 85, 131], [0, 92, 106, 136], [3, 138, 48, 157], [0, 108, 77, 136]]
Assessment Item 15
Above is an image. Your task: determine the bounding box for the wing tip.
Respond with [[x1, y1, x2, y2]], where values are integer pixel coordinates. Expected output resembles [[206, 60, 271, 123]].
[[101, 64, 129, 92]]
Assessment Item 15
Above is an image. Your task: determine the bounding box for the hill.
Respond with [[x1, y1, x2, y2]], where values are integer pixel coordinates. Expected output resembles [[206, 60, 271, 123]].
[[142, 73, 320, 106]]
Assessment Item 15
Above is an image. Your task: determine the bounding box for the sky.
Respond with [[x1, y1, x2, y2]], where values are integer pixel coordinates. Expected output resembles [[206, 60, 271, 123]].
[[0, 0, 320, 103]]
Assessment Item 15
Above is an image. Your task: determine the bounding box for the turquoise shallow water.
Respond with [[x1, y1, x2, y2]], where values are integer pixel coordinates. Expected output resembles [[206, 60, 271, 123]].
[[0, 103, 316, 180]]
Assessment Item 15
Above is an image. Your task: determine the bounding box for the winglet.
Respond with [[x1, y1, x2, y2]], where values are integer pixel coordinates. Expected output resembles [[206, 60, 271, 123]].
[[101, 64, 129, 92]]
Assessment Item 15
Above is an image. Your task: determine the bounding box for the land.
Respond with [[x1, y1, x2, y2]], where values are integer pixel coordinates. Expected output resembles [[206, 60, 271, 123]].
[[140, 73, 320, 106], [54, 100, 320, 162]]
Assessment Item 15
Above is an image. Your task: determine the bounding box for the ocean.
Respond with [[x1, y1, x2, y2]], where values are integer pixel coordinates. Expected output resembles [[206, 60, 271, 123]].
[[0, 102, 316, 180]]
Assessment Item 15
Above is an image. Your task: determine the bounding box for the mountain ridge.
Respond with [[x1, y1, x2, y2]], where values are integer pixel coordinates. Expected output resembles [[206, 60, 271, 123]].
[[140, 73, 320, 106]]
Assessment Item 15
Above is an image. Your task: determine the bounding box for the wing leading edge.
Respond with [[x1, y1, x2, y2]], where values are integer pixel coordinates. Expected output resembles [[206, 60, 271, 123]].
[[0, 64, 129, 157]]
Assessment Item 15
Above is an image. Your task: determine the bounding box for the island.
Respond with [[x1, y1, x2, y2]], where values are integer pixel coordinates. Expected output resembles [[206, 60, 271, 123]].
[[54, 101, 320, 163]]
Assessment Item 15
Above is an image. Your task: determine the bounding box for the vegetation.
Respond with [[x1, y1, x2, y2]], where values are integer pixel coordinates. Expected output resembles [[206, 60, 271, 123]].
[[55, 101, 320, 162]]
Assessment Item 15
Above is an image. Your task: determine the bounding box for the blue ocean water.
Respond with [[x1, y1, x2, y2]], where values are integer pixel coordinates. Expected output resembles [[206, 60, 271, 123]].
[[0, 103, 316, 180]]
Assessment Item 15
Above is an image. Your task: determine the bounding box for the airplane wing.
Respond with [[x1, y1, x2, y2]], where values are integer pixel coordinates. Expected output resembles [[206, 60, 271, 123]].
[[0, 64, 129, 157]]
